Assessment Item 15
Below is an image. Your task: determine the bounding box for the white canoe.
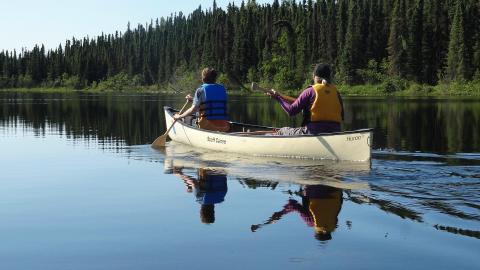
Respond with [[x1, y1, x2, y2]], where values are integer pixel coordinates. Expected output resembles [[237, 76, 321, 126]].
[[163, 106, 373, 162]]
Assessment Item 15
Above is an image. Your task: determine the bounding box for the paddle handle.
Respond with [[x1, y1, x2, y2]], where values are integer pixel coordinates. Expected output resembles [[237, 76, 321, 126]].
[[177, 100, 191, 116]]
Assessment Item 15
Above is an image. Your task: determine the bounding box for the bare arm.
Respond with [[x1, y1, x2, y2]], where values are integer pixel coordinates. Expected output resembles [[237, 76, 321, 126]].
[[174, 104, 198, 119], [173, 94, 197, 120]]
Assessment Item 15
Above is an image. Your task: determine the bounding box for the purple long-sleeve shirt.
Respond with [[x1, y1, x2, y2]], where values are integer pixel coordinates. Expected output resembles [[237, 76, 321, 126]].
[[275, 87, 344, 134]]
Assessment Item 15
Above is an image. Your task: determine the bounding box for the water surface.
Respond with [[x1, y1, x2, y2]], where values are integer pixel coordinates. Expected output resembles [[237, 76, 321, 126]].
[[0, 92, 479, 269]]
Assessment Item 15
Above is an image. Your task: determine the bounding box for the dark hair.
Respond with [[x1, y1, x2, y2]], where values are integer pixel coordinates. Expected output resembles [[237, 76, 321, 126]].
[[313, 63, 331, 83], [200, 204, 215, 224], [314, 231, 332, 241], [202, 68, 218, 84]]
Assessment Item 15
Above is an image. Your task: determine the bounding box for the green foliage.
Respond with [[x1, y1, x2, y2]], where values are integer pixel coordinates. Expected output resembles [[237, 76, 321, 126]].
[[96, 72, 141, 91], [166, 66, 200, 93], [273, 67, 296, 90], [0, 76, 13, 88], [216, 73, 230, 87], [0, 0, 479, 94], [61, 73, 85, 89], [17, 74, 34, 88], [403, 83, 434, 95], [473, 69, 480, 83], [433, 81, 480, 96], [381, 76, 410, 93], [356, 59, 387, 84], [260, 54, 297, 90]]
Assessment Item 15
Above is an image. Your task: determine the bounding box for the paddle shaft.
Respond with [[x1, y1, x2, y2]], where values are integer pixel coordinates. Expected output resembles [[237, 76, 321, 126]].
[[250, 82, 296, 103], [166, 100, 190, 133], [151, 100, 190, 148]]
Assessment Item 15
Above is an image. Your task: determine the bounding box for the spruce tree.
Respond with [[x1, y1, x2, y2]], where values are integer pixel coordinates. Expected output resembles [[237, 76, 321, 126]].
[[325, 0, 338, 64], [407, 0, 424, 82], [338, 0, 361, 84], [446, 0, 467, 81], [336, 0, 349, 59], [387, 0, 408, 77], [421, 0, 435, 84]]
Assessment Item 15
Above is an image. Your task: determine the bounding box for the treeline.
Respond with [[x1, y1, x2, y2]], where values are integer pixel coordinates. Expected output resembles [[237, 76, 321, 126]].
[[1, 0, 479, 91]]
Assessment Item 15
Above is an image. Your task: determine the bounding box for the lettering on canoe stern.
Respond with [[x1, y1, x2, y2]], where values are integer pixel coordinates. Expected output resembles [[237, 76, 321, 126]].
[[207, 136, 227, 144], [346, 135, 362, 142]]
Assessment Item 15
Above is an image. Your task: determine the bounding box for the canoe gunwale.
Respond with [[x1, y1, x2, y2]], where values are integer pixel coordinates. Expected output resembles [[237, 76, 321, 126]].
[[164, 106, 373, 138]]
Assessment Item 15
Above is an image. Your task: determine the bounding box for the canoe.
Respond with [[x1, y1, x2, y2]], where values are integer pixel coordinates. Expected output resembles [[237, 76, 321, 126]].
[[163, 106, 373, 162]]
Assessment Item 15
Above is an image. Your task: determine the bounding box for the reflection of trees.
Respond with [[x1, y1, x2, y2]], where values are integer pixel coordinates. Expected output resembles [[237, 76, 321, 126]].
[[1, 94, 479, 153], [433, 225, 480, 239], [344, 98, 480, 152], [0, 93, 186, 145], [346, 190, 424, 222], [346, 182, 480, 240]]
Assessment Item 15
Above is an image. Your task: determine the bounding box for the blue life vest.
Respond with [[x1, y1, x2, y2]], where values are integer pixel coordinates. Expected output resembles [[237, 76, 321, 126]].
[[200, 83, 228, 120], [196, 174, 228, 205]]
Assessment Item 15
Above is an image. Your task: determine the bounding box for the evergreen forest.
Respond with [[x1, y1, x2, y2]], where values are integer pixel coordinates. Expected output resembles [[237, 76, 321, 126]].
[[1, 0, 479, 93]]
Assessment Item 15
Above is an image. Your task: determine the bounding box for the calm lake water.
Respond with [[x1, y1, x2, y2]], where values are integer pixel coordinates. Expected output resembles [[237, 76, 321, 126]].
[[0, 92, 479, 270]]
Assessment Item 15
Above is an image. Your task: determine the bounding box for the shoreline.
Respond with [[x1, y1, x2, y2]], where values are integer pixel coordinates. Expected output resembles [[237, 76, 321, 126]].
[[1, 82, 480, 97]]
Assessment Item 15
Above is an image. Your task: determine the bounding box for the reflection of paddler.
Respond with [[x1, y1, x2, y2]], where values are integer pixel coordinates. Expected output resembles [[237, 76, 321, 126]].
[[195, 169, 228, 205], [304, 185, 343, 241], [251, 185, 342, 241], [172, 167, 228, 224]]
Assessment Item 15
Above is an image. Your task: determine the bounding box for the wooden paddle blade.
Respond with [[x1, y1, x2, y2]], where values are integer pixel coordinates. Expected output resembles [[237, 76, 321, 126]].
[[151, 100, 189, 149], [151, 134, 167, 148], [151, 118, 179, 148]]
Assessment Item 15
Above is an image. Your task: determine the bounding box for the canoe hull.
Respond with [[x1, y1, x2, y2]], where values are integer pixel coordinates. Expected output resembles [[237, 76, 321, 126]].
[[163, 107, 372, 162]]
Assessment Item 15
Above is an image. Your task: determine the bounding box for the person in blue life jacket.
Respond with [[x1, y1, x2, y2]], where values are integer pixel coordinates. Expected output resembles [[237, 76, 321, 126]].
[[173, 167, 228, 224], [251, 185, 343, 241], [173, 68, 230, 132]]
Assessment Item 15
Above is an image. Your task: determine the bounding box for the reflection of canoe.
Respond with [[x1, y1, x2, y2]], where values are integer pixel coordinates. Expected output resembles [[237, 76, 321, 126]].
[[160, 142, 370, 190], [164, 107, 373, 162]]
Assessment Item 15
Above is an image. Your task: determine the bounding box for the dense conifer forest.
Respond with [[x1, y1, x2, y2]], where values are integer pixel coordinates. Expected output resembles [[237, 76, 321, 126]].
[[0, 0, 479, 92]]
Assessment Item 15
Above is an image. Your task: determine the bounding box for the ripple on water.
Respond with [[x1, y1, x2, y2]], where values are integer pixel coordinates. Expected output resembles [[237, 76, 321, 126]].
[[351, 150, 480, 239]]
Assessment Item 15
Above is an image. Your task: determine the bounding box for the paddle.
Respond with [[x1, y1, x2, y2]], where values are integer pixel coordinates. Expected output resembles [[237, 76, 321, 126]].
[[151, 100, 190, 148], [250, 82, 270, 93], [250, 82, 296, 103]]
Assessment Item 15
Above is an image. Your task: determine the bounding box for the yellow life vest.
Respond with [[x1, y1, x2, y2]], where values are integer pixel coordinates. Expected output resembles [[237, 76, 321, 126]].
[[310, 83, 342, 123], [308, 190, 342, 233]]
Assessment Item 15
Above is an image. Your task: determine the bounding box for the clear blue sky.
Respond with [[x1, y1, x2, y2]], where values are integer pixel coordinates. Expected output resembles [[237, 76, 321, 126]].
[[1, 0, 273, 52]]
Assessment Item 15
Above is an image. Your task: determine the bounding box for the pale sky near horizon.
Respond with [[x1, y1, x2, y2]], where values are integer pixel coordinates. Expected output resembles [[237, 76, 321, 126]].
[[0, 0, 273, 52]]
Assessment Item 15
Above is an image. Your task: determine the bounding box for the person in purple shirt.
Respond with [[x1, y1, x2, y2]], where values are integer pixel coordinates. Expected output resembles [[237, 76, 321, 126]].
[[266, 64, 344, 135]]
